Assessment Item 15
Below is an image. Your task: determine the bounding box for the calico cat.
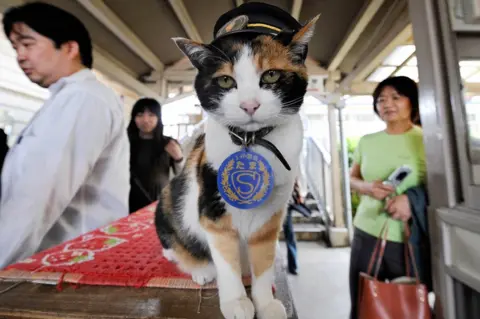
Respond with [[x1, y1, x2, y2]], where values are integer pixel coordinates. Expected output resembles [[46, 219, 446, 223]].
[[155, 15, 319, 319]]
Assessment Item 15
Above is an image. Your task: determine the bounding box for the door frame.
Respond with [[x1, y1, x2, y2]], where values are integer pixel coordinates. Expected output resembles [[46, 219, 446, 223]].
[[408, 0, 480, 318]]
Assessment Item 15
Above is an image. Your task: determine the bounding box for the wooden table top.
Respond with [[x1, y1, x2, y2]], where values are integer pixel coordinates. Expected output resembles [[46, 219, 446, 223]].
[[0, 254, 298, 319]]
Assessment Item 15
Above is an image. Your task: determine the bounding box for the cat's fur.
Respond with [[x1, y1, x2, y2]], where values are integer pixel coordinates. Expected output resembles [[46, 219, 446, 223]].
[[155, 16, 319, 319]]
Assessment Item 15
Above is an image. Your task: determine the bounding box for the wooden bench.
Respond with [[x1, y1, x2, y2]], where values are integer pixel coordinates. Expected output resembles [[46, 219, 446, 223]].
[[0, 248, 298, 319]]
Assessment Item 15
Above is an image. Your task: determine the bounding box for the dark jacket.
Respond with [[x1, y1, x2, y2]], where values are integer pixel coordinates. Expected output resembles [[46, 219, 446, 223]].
[[0, 129, 8, 173], [129, 136, 183, 213], [405, 184, 433, 292]]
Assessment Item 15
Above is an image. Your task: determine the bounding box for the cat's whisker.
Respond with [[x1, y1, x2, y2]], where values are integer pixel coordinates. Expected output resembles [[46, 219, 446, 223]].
[[280, 109, 298, 116], [282, 99, 304, 107], [211, 113, 234, 127], [282, 97, 304, 106], [281, 101, 303, 107], [282, 96, 304, 103], [273, 113, 290, 120]]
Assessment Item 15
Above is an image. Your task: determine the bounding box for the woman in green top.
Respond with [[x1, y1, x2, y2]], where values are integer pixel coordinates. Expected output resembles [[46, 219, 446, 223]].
[[348, 76, 426, 318]]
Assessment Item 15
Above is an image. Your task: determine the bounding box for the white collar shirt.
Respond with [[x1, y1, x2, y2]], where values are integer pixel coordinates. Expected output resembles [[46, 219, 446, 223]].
[[0, 69, 130, 268]]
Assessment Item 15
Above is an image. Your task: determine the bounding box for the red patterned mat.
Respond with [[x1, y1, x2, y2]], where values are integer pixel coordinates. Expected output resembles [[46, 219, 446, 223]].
[[0, 202, 251, 290]]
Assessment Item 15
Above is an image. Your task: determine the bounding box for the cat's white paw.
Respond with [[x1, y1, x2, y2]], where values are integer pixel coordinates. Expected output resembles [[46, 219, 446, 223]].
[[220, 296, 255, 319], [163, 249, 176, 262], [191, 265, 216, 286], [191, 272, 215, 285], [256, 299, 287, 319]]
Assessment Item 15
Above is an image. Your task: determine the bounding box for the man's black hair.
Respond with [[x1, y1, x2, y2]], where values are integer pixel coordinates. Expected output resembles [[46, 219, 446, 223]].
[[2, 1, 93, 68], [372, 76, 421, 125]]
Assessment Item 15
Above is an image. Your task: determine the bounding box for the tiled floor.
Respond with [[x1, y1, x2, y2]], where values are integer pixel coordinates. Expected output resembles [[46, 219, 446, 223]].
[[279, 241, 351, 319]]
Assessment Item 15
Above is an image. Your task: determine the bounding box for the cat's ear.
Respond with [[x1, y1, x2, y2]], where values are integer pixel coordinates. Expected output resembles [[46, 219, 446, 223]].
[[289, 14, 321, 59], [172, 37, 213, 70], [274, 29, 296, 46]]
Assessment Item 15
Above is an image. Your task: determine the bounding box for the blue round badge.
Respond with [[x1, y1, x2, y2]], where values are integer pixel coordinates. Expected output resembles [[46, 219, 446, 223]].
[[217, 150, 274, 209]]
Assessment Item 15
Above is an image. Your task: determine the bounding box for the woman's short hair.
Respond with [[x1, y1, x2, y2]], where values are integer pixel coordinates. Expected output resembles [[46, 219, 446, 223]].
[[372, 76, 420, 125]]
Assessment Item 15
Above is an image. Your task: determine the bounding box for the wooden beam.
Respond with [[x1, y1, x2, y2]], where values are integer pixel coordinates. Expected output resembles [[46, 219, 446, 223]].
[[338, 21, 411, 92], [166, 57, 193, 72], [291, 0, 303, 21], [76, 0, 164, 72], [354, 25, 412, 82], [164, 69, 197, 83], [92, 47, 163, 101], [168, 0, 202, 42], [328, 0, 385, 72], [93, 45, 136, 78]]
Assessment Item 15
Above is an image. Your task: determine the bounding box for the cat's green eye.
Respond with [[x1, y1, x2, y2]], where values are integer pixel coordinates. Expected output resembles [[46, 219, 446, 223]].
[[215, 76, 236, 89], [261, 70, 281, 84]]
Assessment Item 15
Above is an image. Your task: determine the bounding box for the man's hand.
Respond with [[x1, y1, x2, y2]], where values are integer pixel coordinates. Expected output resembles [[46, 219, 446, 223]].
[[385, 194, 412, 222], [165, 140, 183, 161]]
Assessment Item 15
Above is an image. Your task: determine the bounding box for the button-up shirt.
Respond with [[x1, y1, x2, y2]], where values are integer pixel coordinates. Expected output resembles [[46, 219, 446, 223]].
[[0, 69, 130, 268]]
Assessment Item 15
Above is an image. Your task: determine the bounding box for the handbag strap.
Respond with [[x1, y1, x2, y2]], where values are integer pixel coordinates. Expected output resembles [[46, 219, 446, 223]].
[[373, 223, 389, 279], [403, 222, 421, 284], [366, 219, 421, 284], [366, 220, 389, 278]]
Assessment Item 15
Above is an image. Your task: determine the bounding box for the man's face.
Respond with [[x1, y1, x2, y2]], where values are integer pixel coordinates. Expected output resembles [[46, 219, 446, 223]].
[[9, 22, 71, 88]]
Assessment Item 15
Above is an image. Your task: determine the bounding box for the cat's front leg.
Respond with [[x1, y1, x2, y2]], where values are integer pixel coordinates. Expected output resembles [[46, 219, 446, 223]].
[[248, 211, 287, 319], [201, 215, 254, 319]]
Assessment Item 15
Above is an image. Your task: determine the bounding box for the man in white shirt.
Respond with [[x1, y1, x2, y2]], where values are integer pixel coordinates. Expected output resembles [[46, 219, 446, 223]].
[[0, 2, 130, 268]]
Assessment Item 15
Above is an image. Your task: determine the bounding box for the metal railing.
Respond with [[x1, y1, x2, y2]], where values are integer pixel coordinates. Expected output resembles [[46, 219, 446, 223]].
[[303, 136, 334, 227], [178, 117, 207, 155]]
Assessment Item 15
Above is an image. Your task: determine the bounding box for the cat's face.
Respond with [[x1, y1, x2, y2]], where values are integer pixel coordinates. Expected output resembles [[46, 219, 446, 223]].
[[174, 16, 318, 131]]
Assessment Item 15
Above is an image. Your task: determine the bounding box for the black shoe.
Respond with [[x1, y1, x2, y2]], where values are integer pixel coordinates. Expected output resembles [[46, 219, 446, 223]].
[[288, 268, 298, 275]]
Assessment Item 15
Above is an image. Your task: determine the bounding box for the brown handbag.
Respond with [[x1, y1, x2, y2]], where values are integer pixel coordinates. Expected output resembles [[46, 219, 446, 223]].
[[357, 220, 431, 319]]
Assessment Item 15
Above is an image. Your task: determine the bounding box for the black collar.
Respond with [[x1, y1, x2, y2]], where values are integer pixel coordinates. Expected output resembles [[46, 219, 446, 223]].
[[228, 126, 291, 171]]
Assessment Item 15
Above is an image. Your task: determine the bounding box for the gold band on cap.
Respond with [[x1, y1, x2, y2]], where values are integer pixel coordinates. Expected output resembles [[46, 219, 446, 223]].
[[246, 23, 281, 32]]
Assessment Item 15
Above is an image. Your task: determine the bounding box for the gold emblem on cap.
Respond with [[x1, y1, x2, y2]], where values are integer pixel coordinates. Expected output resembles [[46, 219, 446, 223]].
[[216, 15, 249, 38]]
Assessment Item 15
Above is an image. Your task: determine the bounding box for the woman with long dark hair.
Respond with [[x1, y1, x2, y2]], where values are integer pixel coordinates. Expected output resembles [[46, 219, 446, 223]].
[[128, 98, 184, 213], [348, 76, 430, 318]]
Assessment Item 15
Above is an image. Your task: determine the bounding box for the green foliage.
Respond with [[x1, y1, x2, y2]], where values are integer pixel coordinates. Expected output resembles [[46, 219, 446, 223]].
[[345, 136, 361, 216], [350, 191, 360, 217], [346, 136, 360, 168]]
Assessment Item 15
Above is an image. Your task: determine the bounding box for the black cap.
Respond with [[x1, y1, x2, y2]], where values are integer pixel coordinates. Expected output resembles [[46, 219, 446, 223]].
[[212, 2, 303, 44]]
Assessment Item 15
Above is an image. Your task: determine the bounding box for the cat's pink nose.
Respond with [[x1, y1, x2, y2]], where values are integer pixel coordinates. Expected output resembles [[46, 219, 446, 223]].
[[240, 100, 260, 115]]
